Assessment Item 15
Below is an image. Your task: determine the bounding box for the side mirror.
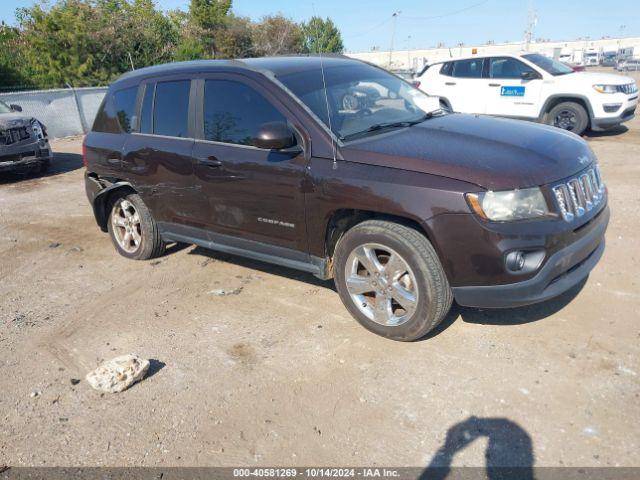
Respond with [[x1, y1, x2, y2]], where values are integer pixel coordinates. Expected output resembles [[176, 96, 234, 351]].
[[253, 121, 297, 150], [521, 71, 540, 81], [10, 104, 22, 112]]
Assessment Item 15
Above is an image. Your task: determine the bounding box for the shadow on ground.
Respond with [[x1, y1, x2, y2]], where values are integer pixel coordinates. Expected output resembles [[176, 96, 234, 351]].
[[421, 416, 534, 480], [0, 152, 83, 185], [188, 243, 588, 337], [584, 125, 629, 138]]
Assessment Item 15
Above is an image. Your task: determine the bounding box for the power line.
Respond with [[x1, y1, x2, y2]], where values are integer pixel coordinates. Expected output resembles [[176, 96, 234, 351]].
[[343, 15, 394, 39], [402, 0, 489, 21]]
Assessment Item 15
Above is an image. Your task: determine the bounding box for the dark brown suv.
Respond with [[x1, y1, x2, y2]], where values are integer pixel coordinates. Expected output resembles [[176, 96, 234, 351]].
[[84, 56, 609, 341]]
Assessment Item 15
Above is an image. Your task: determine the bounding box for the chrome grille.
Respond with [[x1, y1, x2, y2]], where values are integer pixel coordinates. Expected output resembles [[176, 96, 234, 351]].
[[620, 83, 638, 95], [552, 166, 605, 222], [0, 127, 30, 146]]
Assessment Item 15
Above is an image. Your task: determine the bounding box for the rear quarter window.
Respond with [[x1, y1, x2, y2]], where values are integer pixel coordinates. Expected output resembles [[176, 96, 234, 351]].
[[440, 62, 453, 76], [92, 86, 139, 134]]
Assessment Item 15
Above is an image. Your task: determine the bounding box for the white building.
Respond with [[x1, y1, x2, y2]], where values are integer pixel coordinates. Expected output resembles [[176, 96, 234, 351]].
[[346, 36, 640, 71]]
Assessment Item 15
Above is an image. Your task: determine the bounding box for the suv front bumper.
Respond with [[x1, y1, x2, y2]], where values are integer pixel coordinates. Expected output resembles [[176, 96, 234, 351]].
[[0, 139, 52, 172], [452, 205, 609, 308]]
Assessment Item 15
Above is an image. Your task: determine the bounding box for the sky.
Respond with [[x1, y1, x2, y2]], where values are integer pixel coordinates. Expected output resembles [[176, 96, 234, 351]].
[[1, 0, 639, 52]]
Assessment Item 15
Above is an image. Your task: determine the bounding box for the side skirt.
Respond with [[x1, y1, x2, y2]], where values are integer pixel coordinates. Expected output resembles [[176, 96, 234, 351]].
[[158, 223, 332, 280]]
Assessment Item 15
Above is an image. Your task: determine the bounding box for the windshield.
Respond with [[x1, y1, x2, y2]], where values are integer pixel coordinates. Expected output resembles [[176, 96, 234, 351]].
[[522, 53, 574, 76], [0, 101, 13, 114], [277, 63, 439, 141]]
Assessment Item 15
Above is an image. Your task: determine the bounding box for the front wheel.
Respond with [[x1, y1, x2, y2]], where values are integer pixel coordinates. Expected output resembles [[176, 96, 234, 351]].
[[333, 220, 453, 341], [546, 101, 589, 135], [107, 192, 165, 260]]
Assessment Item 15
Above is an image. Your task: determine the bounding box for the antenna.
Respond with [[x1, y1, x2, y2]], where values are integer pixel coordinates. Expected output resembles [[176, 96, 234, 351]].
[[312, 4, 338, 170]]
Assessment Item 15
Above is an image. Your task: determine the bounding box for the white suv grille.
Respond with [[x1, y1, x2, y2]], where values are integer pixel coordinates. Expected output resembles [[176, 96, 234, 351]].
[[552, 166, 605, 222], [620, 83, 638, 95]]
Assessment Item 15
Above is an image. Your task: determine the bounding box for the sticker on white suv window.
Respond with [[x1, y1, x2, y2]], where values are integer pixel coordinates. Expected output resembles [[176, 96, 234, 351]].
[[501, 86, 525, 97]]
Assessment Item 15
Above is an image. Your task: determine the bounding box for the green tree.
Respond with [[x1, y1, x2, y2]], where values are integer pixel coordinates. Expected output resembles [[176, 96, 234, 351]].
[[0, 23, 32, 90], [189, 0, 231, 30], [252, 14, 303, 56], [15, 0, 179, 87], [214, 14, 253, 58], [301, 16, 343, 54]]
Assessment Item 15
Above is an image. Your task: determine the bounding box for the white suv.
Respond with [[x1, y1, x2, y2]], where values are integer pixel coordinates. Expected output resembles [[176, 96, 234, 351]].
[[415, 52, 638, 135]]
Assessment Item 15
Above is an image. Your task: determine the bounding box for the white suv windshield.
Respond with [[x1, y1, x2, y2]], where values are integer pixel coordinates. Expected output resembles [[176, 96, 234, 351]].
[[277, 63, 439, 141], [0, 101, 13, 114], [522, 53, 574, 76]]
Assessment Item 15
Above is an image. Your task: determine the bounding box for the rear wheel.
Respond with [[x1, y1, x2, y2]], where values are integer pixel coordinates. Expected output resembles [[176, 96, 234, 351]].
[[107, 192, 165, 260], [333, 220, 453, 341], [546, 101, 589, 135]]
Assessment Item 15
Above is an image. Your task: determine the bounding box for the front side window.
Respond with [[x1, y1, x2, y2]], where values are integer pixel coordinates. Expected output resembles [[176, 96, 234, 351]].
[[0, 101, 12, 114], [153, 80, 190, 138], [277, 62, 439, 141], [489, 57, 537, 79], [203, 80, 287, 146], [452, 59, 484, 78]]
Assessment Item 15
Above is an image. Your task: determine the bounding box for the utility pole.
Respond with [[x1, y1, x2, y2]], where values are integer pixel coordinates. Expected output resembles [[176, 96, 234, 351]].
[[406, 35, 412, 70], [388, 11, 401, 69], [524, 0, 537, 51]]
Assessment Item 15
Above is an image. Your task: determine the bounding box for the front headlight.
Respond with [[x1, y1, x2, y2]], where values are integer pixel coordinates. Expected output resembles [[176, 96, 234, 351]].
[[466, 188, 549, 222], [30, 119, 45, 140], [593, 84, 619, 94]]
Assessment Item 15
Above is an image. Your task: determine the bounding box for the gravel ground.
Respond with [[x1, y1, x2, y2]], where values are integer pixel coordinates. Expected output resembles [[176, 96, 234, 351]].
[[1, 79, 639, 468]]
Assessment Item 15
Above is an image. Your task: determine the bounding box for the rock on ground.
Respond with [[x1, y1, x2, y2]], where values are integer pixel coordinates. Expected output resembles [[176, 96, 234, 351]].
[[85, 354, 150, 393]]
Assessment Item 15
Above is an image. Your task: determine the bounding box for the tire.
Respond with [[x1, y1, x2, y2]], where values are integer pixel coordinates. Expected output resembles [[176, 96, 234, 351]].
[[333, 220, 453, 341], [106, 192, 165, 260], [546, 101, 589, 135]]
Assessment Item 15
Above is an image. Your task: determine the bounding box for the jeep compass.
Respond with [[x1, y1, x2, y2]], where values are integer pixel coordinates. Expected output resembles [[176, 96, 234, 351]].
[[84, 56, 609, 341]]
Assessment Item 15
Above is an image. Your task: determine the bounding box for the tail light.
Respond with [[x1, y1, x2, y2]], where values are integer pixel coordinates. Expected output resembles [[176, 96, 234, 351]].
[[82, 139, 88, 167], [412, 80, 421, 89]]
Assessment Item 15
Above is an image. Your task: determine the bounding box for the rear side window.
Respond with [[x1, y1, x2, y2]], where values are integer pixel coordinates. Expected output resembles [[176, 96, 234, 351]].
[[153, 80, 191, 138], [452, 59, 484, 78], [203, 80, 287, 146], [489, 57, 536, 79], [93, 86, 138, 133]]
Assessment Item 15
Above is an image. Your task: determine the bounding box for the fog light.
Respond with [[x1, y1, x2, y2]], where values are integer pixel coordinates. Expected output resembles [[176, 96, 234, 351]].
[[603, 103, 622, 113], [506, 251, 526, 271]]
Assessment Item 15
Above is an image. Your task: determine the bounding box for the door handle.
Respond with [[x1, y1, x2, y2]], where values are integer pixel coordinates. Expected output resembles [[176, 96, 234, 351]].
[[198, 156, 222, 168], [445, 82, 457, 86], [488, 83, 501, 87]]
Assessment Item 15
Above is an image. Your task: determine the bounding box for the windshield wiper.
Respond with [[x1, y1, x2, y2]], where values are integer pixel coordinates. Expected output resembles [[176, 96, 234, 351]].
[[340, 112, 435, 142]]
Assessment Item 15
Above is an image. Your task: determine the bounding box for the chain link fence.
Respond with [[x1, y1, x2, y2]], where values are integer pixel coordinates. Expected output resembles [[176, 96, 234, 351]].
[[0, 86, 107, 139]]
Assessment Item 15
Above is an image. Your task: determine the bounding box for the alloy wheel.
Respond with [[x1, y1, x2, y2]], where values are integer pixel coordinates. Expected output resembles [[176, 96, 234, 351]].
[[111, 199, 142, 254], [344, 243, 419, 327], [554, 109, 578, 131]]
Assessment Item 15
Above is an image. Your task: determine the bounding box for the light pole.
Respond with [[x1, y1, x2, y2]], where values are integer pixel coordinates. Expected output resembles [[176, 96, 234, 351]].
[[406, 35, 412, 71], [388, 11, 401, 69]]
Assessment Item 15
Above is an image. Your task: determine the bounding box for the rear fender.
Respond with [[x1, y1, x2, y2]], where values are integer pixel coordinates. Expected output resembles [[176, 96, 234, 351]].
[[87, 176, 135, 232]]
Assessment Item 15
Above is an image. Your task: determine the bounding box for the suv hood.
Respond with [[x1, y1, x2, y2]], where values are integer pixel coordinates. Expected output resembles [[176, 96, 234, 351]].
[[556, 71, 636, 86], [341, 113, 595, 190], [0, 113, 33, 129]]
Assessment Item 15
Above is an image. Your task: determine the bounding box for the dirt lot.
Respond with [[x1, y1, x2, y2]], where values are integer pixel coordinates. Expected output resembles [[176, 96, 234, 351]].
[[1, 82, 639, 469]]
